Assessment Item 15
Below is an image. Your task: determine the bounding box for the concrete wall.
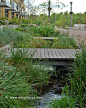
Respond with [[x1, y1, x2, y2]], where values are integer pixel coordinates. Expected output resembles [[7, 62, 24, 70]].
[[0, 25, 19, 30], [74, 24, 86, 30]]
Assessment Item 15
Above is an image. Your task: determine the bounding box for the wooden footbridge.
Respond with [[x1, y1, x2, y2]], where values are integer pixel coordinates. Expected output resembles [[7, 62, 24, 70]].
[[0, 45, 81, 66]]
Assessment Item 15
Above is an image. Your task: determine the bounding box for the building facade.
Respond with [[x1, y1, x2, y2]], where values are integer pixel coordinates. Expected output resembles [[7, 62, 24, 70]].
[[0, 0, 27, 20]]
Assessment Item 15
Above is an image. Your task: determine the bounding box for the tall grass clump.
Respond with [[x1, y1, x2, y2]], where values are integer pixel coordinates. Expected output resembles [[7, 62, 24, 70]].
[[0, 28, 24, 47], [52, 37, 78, 49], [69, 48, 86, 107], [0, 51, 34, 108]]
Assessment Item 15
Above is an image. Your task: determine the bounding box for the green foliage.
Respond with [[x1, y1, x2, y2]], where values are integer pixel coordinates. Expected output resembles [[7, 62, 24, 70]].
[[18, 39, 51, 48], [0, 15, 8, 21], [0, 48, 52, 107], [21, 19, 28, 24], [9, 48, 51, 93], [9, 17, 19, 24], [13, 26, 78, 49], [15, 27, 24, 31], [0, 23, 1, 26], [0, 51, 33, 107], [49, 86, 76, 108], [49, 49, 86, 108], [0, 28, 24, 47], [28, 11, 86, 27], [32, 25, 60, 37], [0, 15, 8, 25], [69, 48, 86, 107], [21, 24, 29, 27], [52, 37, 78, 49]]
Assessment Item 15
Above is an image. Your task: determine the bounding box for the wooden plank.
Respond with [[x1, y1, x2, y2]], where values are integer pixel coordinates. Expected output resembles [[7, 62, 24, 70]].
[[60, 49, 69, 58], [36, 48, 45, 58], [44, 48, 49, 58], [57, 49, 67, 59], [63, 49, 75, 58], [65, 49, 76, 58], [35, 48, 41, 58], [50, 49, 58, 58], [47, 49, 54, 58], [32, 48, 38, 58], [40, 48, 46, 58], [73, 49, 81, 54], [54, 49, 62, 59]]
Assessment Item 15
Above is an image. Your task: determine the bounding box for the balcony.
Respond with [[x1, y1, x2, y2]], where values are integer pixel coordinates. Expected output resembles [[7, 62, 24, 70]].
[[12, 5, 20, 13], [5, 0, 17, 11], [0, 0, 11, 7]]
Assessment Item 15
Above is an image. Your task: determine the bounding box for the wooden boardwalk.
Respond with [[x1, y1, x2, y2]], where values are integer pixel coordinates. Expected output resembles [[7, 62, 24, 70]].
[[0, 44, 81, 61], [13, 48, 81, 60], [0, 45, 81, 66], [33, 37, 58, 41]]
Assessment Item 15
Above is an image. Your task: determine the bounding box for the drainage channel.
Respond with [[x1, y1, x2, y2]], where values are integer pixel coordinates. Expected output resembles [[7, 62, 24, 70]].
[[33, 65, 70, 108]]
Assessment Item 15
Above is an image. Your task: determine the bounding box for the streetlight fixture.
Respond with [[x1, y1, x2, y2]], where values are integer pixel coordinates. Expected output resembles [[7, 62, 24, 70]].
[[70, 1, 73, 28], [48, 0, 52, 23]]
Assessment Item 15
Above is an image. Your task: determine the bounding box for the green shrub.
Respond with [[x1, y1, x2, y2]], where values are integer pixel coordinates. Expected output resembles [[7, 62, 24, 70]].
[[31, 25, 60, 37], [15, 27, 23, 31], [21, 24, 29, 27], [9, 17, 19, 24], [21, 19, 28, 24]]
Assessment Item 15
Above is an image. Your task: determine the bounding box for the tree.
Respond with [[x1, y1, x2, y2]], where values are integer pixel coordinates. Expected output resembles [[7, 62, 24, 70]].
[[18, 0, 25, 26], [24, 0, 35, 24]]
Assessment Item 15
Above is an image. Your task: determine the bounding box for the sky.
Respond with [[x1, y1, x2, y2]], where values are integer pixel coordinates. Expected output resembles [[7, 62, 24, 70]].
[[31, 0, 86, 14]]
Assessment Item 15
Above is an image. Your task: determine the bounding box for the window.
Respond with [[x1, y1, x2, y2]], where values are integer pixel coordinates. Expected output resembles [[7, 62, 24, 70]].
[[16, 14, 18, 18], [5, 10, 8, 17], [12, 12, 14, 18]]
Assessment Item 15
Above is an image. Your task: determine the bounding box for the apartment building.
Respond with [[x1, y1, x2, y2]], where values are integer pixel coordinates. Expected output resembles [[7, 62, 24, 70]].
[[0, 0, 27, 20]]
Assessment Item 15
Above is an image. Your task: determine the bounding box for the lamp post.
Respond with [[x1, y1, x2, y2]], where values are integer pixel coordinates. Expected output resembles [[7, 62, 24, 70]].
[[70, 1, 73, 28], [48, 0, 52, 23]]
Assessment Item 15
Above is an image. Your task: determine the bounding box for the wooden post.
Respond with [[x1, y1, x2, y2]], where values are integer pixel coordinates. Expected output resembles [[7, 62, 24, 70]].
[[2, 7, 5, 17], [18, 14, 20, 19], [0, 6, 2, 16], [14, 13, 16, 18], [8, 11, 12, 20]]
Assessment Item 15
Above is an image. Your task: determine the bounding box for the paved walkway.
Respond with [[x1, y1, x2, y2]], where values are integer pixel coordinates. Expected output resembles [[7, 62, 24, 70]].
[[56, 28, 86, 37], [56, 28, 86, 46]]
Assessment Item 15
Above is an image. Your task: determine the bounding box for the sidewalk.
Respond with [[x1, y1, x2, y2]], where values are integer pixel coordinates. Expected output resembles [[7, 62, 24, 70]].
[[56, 28, 86, 37], [56, 28, 86, 46]]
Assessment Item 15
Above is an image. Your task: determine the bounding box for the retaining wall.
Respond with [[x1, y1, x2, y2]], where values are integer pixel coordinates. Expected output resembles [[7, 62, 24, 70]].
[[74, 24, 86, 30], [0, 25, 19, 30]]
